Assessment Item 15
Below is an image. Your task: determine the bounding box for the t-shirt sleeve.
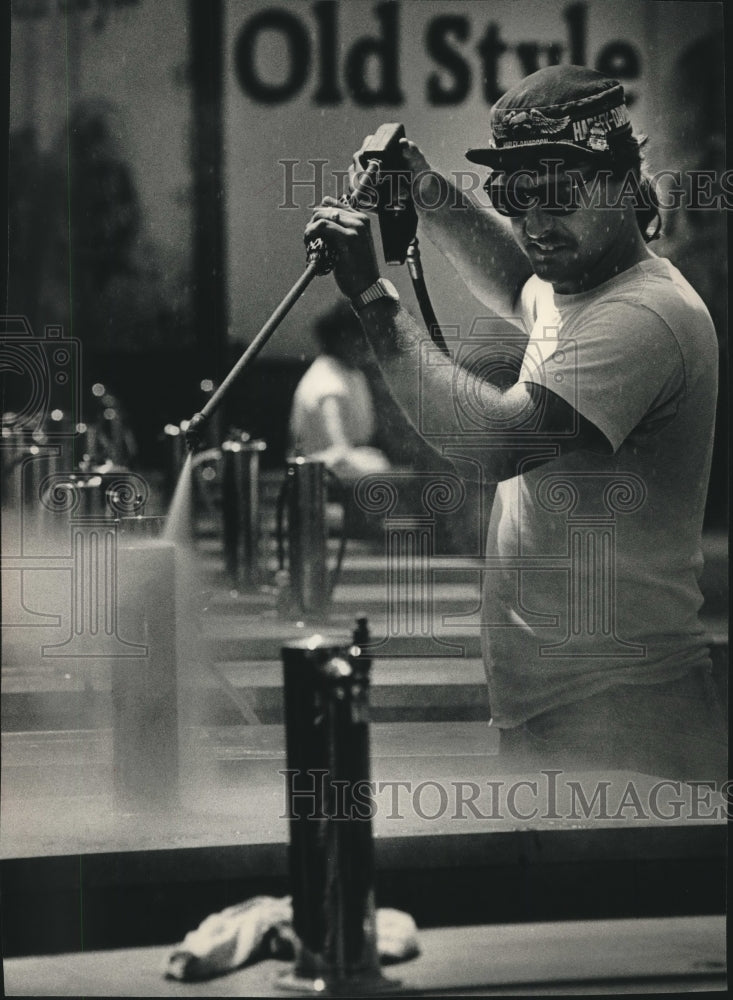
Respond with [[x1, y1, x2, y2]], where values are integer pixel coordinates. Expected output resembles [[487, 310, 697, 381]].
[[518, 300, 685, 452]]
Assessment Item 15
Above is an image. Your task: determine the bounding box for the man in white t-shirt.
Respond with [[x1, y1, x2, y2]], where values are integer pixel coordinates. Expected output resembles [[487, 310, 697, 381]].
[[304, 66, 726, 783], [289, 301, 390, 483]]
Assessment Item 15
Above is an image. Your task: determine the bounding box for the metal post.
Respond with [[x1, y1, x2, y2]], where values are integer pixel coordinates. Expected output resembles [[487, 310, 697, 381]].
[[280, 619, 389, 993], [284, 458, 329, 618], [221, 432, 266, 588], [162, 422, 188, 503]]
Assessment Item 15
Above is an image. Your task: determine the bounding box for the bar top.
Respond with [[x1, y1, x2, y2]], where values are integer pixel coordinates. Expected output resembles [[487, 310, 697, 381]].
[[3, 916, 726, 996]]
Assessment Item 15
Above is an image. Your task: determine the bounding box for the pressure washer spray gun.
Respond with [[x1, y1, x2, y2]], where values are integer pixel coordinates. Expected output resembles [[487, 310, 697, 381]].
[[306, 122, 418, 272], [184, 123, 447, 452]]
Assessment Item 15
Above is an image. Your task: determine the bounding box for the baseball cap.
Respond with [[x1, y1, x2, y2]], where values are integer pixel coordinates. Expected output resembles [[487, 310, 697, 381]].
[[466, 65, 633, 170]]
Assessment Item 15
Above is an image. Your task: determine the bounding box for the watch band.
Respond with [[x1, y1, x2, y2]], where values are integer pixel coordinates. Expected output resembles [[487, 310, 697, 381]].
[[351, 278, 400, 313]]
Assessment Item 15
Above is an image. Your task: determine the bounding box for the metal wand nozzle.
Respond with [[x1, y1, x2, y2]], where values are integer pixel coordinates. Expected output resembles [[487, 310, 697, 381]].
[[184, 412, 207, 452]]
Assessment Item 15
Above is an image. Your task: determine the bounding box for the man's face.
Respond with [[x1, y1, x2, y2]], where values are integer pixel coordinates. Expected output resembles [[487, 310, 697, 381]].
[[488, 160, 630, 293]]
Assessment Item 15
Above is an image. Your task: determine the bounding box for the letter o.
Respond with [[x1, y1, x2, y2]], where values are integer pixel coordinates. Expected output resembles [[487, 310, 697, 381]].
[[234, 10, 310, 104], [412, 780, 449, 820]]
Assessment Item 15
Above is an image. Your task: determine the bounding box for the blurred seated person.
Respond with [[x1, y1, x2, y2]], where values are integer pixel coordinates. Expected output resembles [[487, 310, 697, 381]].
[[289, 301, 391, 484]]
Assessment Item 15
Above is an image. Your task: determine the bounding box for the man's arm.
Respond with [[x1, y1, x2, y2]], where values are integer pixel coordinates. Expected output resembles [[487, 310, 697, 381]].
[[354, 295, 607, 481], [399, 139, 533, 319], [304, 200, 605, 482]]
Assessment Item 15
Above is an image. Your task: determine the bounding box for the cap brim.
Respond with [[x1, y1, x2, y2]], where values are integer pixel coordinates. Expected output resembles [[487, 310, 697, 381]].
[[465, 141, 606, 170]]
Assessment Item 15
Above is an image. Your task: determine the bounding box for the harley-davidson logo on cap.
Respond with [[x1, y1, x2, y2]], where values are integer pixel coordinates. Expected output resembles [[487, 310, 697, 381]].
[[466, 65, 634, 168]]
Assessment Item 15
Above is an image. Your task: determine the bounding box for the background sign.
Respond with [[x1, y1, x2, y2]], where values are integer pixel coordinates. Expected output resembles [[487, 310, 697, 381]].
[[223, 0, 723, 357]]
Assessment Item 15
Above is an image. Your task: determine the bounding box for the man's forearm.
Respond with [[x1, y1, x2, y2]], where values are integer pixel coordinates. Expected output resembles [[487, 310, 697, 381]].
[[357, 297, 508, 438], [415, 175, 533, 318]]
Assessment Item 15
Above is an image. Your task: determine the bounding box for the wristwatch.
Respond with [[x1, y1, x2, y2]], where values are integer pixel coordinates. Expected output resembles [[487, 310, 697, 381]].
[[350, 277, 400, 313]]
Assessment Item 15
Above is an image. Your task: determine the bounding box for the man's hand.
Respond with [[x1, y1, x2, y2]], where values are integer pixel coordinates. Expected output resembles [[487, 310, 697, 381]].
[[304, 196, 381, 300], [398, 137, 447, 211], [347, 135, 442, 214], [397, 137, 430, 173]]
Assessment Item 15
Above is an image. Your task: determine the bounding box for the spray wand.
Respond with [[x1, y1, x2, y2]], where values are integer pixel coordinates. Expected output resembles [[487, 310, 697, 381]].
[[184, 126, 415, 452]]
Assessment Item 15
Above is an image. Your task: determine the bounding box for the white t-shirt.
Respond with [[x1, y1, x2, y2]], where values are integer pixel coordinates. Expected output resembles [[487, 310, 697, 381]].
[[483, 257, 719, 727], [289, 355, 376, 454]]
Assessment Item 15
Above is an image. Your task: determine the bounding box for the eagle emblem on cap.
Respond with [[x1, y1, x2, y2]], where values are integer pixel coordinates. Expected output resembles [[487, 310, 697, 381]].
[[493, 108, 571, 142], [588, 123, 609, 151]]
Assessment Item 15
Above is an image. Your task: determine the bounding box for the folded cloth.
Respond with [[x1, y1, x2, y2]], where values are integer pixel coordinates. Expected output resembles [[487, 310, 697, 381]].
[[375, 908, 420, 965], [164, 897, 419, 981]]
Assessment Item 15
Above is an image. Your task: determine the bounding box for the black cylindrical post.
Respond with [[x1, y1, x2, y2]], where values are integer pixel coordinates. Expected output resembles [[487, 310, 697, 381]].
[[280, 619, 386, 992], [189, 0, 227, 388]]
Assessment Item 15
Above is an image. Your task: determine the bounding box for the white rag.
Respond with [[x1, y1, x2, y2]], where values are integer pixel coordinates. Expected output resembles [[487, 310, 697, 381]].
[[164, 896, 419, 981]]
